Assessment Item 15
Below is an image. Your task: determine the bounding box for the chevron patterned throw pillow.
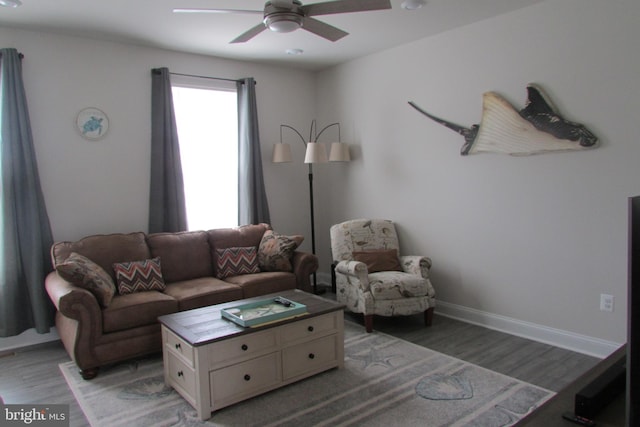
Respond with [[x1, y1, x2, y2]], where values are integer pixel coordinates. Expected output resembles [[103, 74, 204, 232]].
[[216, 246, 260, 279], [113, 257, 165, 295]]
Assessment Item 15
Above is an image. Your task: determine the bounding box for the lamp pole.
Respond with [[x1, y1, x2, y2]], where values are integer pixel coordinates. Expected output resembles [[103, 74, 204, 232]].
[[277, 121, 341, 294]]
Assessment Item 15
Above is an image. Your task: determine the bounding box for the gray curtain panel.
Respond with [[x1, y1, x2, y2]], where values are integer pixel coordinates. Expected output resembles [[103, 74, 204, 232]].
[[237, 77, 270, 226], [0, 48, 55, 337], [149, 67, 187, 233]]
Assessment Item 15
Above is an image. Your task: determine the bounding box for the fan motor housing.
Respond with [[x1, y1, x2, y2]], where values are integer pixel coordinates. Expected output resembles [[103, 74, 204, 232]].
[[263, 1, 305, 33]]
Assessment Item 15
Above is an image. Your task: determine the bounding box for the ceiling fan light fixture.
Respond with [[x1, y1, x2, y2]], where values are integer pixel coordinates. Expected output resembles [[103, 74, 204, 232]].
[[264, 12, 303, 33], [0, 0, 22, 7], [401, 0, 426, 10]]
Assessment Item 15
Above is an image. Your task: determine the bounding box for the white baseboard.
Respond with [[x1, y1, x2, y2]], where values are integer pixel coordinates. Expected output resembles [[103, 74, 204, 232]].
[[320, 269, 620, 358], [0, 327, 60, 353], [435, 300, 622, 359]]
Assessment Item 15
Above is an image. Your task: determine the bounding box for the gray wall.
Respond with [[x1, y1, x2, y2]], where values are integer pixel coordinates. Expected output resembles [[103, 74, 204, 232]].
[[0, 27, 317, 245], [313, 0, 638, 353]]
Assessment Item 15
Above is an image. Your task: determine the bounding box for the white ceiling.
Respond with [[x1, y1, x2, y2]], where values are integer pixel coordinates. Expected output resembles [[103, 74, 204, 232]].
[[0, 0, 543, 71]]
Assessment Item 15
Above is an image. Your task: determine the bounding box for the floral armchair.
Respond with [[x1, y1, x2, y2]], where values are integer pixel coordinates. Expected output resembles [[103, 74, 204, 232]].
[[330, 219, 436, 332]]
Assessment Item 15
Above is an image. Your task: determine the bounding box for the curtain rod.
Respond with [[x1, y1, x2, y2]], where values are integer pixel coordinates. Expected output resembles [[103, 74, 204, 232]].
[[169, 72, 250, 84]]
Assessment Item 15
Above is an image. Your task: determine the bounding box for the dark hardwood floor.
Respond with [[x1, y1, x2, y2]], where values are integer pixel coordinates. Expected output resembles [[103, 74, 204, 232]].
[[0, 341, 90, 426], [343, 311, 601, 392], [0, 298, 601, 427]]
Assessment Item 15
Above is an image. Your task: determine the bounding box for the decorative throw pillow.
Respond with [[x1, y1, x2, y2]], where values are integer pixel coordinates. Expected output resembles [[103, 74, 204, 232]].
[[352, 249, 402, 273], [258, 230, 304, 272], [55, 252, 116, 308], [215, 246, 260, 279], [113, 257, 166, 295]]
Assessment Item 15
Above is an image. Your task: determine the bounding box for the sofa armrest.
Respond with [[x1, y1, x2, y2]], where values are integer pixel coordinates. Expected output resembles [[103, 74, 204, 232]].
[[45, 272, 102, 319], [335, 260, 371, 291], [44, 271, 104, 369], [291, 250, 319, 293]]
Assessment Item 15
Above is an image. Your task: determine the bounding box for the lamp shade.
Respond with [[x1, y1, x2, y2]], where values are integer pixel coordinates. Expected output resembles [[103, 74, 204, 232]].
[[272, 143, 292, 163], [329, 142, 351, 162], [304, 142, 328, 164]]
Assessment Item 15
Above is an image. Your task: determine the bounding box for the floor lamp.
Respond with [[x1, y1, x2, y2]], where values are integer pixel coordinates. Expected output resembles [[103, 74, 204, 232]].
[[272, 120, 350, 294]]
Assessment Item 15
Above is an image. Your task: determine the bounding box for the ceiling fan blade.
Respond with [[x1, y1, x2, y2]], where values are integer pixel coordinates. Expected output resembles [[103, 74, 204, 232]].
[[230, 23, 268, 44], [173, 8, 262, 14], [301, 17, 348, 42], [302, 0, 391, 16]]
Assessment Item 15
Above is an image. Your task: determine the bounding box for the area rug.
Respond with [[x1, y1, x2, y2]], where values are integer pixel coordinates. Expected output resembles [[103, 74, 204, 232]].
[[60, 321, 554, 427]]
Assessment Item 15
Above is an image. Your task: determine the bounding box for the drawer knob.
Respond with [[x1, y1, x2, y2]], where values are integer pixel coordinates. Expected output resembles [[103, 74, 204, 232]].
[[308, 353, 315, 359], [175, 343, 181, 350], [244, 374, 251, 381], [307, 326, 314, 332], [177, 370, 184, 377], [241, 344, 248, 351]]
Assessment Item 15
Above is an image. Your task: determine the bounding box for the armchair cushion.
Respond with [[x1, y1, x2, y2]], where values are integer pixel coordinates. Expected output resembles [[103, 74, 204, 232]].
[[352, 249, 402, 273], [258, 230, 304, 272], [113, 257, 166, 295], [55, 252, 116, 308], [369, 271, 431, 300]]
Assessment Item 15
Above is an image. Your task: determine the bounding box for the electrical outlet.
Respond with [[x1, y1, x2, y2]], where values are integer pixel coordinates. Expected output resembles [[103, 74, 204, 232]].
[[600, 294, 614, 312]]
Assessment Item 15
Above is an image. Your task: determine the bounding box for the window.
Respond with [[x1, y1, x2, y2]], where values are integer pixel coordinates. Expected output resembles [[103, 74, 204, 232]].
[[171, 78, 238, 231]]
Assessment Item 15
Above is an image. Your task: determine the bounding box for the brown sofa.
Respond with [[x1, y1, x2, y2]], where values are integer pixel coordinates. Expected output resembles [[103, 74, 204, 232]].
[[44, 223, 318, 379]]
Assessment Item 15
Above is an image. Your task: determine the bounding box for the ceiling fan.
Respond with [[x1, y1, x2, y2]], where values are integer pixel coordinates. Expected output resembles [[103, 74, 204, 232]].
[[173, 0, 392, 43]]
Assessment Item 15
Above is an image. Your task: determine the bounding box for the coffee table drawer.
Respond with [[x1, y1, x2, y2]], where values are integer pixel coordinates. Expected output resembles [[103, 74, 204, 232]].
[[167, 351, 196, 402], [165, 329, 194, 366], [210, 352, 280, 405], [208, 329, 277, 366], [282, 334, 338, 380], [280, 312, 338, 344]]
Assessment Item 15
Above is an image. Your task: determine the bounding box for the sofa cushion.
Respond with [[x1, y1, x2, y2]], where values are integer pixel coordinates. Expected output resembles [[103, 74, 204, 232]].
[[113, 257, 166, 295], [102, 291, 178, 333], [352, 249, 402, 273], [215, 247, 260, 279], [163, 278, 243, 311], [55, 252, 116, 308], [147, 230, 213, 282], [51, 232, 150, 282], [258, 230, 304, 272], [224, 271, 297, 298]]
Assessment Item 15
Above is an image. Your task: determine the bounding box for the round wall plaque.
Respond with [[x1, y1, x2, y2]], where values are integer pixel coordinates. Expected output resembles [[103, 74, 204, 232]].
[[76, 108, 109, 140]]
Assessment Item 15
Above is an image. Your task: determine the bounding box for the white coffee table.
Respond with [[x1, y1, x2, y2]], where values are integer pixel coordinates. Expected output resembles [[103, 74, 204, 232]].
[[158, 289, 345, 420]]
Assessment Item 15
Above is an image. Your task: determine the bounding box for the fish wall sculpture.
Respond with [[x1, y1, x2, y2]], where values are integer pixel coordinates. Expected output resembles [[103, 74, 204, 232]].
[[409, 84, 598, 156]]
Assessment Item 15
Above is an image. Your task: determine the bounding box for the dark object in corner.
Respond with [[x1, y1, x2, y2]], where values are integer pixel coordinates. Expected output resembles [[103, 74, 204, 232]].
[[561, 411, 596, 426], [574, 353, 626, 420]]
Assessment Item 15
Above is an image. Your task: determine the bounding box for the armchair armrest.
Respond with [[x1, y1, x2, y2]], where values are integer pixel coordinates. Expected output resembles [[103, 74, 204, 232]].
[[400, 255, 432, 278], [335, 260, 371, 291]]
